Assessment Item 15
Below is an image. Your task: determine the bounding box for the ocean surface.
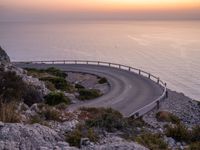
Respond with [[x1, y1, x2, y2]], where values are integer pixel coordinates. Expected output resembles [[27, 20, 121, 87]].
[[0, 21, 200, 100]]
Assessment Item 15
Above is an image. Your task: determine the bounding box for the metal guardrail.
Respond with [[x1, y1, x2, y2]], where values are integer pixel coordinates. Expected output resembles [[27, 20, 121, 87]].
[[14, 60, 167, 118]]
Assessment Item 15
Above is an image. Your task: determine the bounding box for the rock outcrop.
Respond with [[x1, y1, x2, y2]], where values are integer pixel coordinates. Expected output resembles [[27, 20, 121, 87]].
[[0, 122, 78, 150], [0, 46, 10, 65]]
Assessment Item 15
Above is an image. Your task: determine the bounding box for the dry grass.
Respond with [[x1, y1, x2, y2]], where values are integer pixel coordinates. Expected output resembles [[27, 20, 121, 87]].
[[0, 101, 21, 123], [156, 111, 180, 124]]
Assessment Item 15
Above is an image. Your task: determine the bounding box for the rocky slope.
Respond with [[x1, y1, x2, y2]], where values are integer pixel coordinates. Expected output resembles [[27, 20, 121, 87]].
[[0, 46, 149, 150], [0, 46, 199, 150]]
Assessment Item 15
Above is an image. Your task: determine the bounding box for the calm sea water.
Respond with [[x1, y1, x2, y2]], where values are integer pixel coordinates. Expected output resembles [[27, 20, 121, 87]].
[[0, 21, 200, 100]]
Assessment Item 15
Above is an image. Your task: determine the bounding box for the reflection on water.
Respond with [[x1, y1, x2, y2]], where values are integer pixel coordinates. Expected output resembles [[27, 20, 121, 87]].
[[0, 21, 200, 100]]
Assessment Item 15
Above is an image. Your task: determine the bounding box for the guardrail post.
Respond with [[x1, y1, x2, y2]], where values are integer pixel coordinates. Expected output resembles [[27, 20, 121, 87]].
[[109, 63, 111, 67], [157, 78, 160, 84], [128, 67, 131, 71], [75, 60, 77, 64], [165, 89, 168, 99], [98, 61, 100, 65], [148, 73, 151, 79], [119, 65, 121, 69], [86, 61, 88, 64], [139, 70, 141, 75], [156, 101, 160, 109]]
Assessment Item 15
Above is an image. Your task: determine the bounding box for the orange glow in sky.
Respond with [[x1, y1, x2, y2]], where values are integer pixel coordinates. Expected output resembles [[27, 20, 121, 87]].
[[1, 0, 200, 12], [1, 0, 200, 20]]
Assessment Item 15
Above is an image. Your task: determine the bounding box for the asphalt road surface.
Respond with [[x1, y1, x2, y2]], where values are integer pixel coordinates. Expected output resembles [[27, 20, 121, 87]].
[[16, 63, 163, 117]]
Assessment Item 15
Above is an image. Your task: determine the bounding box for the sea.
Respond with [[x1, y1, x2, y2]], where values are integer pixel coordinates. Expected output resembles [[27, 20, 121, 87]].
[[0, 20, 200, 100]]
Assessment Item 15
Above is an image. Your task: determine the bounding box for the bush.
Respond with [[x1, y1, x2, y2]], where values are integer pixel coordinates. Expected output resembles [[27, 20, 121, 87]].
[[78, 89, 102, 100], [85, 107, 124, 132], [29, 114, 43, 124], [0, 71, 26, 103], [40, 76, 70, 91], [156, 111, 180, 124], [135, 133, 168, 150], [44, 92, 70, 106], [0, 71, 43, 106], [23, 86, 43, 106], [66, 129, 82, 147], [120, 117, 146, 141], [0, 101, 21, 123], [191, 125, 200, 142], [45, 67, 67, 78], [66, 125, 99, 148], [42, 107, 61, 121], [166, 124, 190, 142], [98, 77, 108, 84]]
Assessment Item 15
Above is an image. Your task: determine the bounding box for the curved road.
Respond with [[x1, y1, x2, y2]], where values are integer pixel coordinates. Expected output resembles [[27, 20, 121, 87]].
[[16, 63, 163, 117]]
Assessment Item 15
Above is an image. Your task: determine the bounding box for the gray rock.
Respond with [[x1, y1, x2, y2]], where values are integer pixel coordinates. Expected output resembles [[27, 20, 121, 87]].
[[164, 137, 176, 148], [48, 120, 79, 135], [85, 135, 148, 150], [0, 122, 4, 128], [0, 123, 64, 150]]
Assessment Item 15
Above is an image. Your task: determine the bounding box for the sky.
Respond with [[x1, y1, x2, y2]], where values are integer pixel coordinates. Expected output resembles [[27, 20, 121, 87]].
[[0, 0, 200, 21]]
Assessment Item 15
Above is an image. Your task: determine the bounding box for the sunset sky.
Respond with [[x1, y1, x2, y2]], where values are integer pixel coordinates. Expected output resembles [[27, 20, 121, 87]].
[[0, 0, 200, 21]]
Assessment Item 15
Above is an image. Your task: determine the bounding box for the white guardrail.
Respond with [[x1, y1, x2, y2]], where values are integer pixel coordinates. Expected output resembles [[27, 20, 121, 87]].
[[14, 60, 167, 118]]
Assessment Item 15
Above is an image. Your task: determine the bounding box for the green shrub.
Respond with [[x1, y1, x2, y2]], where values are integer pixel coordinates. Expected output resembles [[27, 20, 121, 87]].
[[166, 124, 190, 142], [135, 133, 168, 150], [26, 67, 67, 78], [87, 128, 99, 143], [98, 77, 108, 84], [44, 92, 70, 106], [40, 77, 70, 91], [29, 114, 43, 124], [156, 111, 180, 124], [45, 67, 67, 78], [78, 89, 102, 100], [66, 125, 99, 148], [66, 128, 82, 147], [85, 108, 124, 132]]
